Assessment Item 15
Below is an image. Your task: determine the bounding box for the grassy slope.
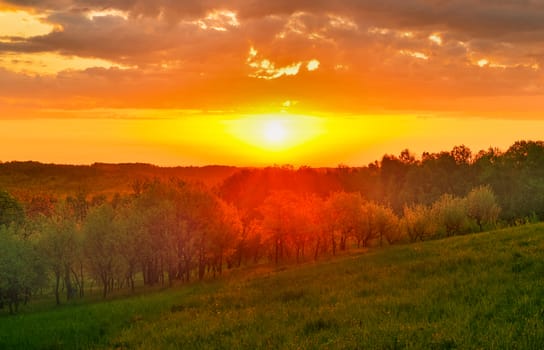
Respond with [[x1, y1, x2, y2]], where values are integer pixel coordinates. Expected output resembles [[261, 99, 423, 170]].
[[2, 224, 544, 349]]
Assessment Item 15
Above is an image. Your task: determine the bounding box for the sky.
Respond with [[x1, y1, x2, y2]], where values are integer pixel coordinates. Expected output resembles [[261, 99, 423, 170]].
[[1, 0, 544, 166]]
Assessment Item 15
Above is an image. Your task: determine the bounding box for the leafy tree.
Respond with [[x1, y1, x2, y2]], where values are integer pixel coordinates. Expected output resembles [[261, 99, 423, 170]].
[[66, 190, 89, 223], [176, 183, 219, 281], [371, 202, 401, 246], [325, 192, 364, 251], [115, 200, 146, 292], [0, 190, 24, 229], [302, 195, 328, 261], [380, 154, 412, 213], [231, 209, 264, 267], [402, 204, 435, 242], [208, 199, 242, 276], [352, 201, 401, 248], [23, 193, 56, 219], [356, 201, 377, 248], [466, 186, 501, 231], [432, 194, 468, 237], [260, 191, 299, 264], [0, 225, 45, 313], [39, 202, 79, 304], [451, 145, 472, 165], [83, 204, 121, 298]]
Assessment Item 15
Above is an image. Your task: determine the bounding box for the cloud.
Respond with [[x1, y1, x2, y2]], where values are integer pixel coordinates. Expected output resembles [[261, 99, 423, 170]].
[[0, 0, 544, 116], [246, 46, 319, 80]]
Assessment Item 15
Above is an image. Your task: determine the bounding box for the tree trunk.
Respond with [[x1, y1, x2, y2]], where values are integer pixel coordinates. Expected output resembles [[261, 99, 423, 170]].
[[101, 273, 108, 299], [54, 271, 61, 305], [275, 238, 279, 265], [198, 249, 205, 280], [79, 263, 85, 298], [64, 264, 74, 301], [218, 252, 223, 276], [314, 238, 320, 261]]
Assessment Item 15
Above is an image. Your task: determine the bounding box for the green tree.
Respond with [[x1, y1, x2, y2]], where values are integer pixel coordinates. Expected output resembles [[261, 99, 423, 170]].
[[402, 204, 435, 242], [0, 190, 24, 229], [116, 200, 145, 292], [325, 192, 364, 252], [83, 204, 120, 298], [371, 202, 401, 246], [466, 185, 501, 231], [39, 202, 79, 305], [0, 226, 45, 313], [209, 200, 242, 275], [432, 194, 468, 237]]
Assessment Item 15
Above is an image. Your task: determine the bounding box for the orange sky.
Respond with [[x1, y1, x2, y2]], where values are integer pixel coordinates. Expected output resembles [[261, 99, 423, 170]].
[[1, 1, 544, 166]]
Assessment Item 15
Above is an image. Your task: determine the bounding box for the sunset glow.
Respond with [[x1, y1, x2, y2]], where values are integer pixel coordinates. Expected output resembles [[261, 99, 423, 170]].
[[1, 0, 544, 166], [263, 119, 287, 146], [225, 114, 325, 154]]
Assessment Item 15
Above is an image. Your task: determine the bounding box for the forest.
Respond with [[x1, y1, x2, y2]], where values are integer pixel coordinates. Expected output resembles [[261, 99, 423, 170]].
[[1, 140, 543, 314]]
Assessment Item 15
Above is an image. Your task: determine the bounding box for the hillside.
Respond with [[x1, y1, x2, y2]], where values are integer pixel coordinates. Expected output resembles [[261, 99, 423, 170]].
[[1, 223, 544, 349]]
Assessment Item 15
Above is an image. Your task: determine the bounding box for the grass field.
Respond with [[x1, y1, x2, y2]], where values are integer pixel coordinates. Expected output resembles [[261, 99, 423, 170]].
[[2, 223, 544, 349]]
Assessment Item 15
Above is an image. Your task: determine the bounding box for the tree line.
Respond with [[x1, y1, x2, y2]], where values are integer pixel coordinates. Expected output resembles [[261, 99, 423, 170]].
[[1, 183, 498, 313], [2, 140, 543, 313]]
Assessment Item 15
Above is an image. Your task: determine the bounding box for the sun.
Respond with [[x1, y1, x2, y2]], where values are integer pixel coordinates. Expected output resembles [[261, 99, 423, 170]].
[[263, 119, 288, 145], [223, 113, 325, 156]]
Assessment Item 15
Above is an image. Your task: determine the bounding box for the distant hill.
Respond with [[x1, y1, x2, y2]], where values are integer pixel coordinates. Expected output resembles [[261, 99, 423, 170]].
[[0, 161, 239, 197]]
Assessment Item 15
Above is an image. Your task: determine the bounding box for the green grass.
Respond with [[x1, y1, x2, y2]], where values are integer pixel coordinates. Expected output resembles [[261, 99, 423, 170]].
[[2, 223, 544, 349]]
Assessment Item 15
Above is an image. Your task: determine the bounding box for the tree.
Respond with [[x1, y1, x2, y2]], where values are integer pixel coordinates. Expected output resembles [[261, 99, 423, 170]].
[[286, 194, 318, 263], [231, 209, 264, 267], [260, 191, 298, 264], [451, 145, 472, 165], [371, 202, 401, 246], [39, 202, 79, 305], [432, 194, 468, 237], [209, 200, 242, 275], [115, 200, 145, 292], [356, 201, 377, 248], [0, 190, 24, 229], [66, 190, 89, 224], [402, 204, 435, 242], [0, 225, 45, 313], [83, 204, 120, 298], [352, 201, 401, 248], [466, 185, 501, 231], [302, 195, 327, 261], [325, 192, 364, 252]]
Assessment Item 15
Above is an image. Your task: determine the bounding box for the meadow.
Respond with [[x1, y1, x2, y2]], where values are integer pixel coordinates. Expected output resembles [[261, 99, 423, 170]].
[[1, 223, 544, 349]]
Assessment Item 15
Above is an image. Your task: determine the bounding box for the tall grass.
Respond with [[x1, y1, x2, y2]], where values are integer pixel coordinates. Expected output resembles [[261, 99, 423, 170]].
[[2, 223, 544, 349]]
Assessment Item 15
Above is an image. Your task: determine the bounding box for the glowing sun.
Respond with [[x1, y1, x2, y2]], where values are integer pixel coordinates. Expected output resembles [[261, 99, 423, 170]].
[[263, 119, 288, 144], [223, 113, 325, 154]]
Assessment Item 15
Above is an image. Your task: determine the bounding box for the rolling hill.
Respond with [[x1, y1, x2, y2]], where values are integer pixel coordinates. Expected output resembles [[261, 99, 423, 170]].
[[1, 223, 543, 348]]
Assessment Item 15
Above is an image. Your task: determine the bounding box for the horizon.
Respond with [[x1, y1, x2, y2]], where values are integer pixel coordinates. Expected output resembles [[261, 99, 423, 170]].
[[2, 136, 543, 168]]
